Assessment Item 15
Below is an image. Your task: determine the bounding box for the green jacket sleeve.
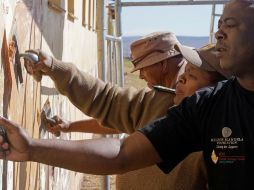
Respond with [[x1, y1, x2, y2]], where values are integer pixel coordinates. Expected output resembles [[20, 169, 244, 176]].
[[47, 58, 175, 134]]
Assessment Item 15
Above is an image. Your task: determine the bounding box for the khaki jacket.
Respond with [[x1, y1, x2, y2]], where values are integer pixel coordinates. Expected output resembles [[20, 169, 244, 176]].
[[47, 58, 207, 190], [116, 152, 207, 190], [48, 58, 175, 133]]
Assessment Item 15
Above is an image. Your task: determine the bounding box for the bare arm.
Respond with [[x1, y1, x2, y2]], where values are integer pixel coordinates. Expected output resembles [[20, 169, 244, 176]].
[[31, 132, 160, 174], [47, 116, 119, 135], [0, 116, 161, 175]]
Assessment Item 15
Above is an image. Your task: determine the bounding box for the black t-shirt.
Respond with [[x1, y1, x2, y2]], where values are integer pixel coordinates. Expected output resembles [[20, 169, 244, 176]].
[[139, 78, 254, 190]]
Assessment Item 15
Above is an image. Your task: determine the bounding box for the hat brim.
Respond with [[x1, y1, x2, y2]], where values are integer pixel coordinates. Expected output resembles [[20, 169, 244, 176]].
[[130, 51, 180, 73], [174, 44, 216, 72], [175, 43, 232, 79]]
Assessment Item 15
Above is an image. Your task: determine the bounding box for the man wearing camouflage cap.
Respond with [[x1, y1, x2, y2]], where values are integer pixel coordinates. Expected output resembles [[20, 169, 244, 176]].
[[47, 32, 185, 135], [130, 32, 186, 88], [117, 32, 203, 190], [24, 32, 185, 133]]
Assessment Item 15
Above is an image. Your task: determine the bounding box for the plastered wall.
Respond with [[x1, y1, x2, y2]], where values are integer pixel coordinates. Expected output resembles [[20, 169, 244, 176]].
[[0, 0, 99, 189]]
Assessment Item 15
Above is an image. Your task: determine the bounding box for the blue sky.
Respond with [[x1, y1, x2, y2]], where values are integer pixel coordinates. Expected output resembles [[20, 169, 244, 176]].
[[121, 1, 223, 37]]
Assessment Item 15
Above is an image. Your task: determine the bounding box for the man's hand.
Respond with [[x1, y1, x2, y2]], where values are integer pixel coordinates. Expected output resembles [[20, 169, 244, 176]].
[[47, 115, 70, 135], [0, 116, 32, 162], [24, 49, 53, 78]]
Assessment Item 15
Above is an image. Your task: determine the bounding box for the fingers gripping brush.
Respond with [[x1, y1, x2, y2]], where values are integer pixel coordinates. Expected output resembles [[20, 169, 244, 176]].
[[0, 126, 8, 159], [40, 100, 61, 137], [19, 52, 42, 82]]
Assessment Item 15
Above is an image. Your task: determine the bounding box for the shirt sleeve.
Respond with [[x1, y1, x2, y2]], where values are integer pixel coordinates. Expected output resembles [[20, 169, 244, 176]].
[[139, 94, 204, 173], [47, 58, 175, 133]]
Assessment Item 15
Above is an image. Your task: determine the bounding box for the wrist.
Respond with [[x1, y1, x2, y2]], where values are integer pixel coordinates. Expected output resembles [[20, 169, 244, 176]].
[[29, 139, 40, 162], [66, 121, 71, 129], [60, 120, 71, 132]]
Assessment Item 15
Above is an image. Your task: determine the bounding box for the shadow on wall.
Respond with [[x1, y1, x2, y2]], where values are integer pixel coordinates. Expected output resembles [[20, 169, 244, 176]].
[[22, 0, 65, 59]]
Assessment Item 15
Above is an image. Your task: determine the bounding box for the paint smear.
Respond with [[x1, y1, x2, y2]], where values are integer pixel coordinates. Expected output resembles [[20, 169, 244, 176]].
[[1, 29, 13, 117]]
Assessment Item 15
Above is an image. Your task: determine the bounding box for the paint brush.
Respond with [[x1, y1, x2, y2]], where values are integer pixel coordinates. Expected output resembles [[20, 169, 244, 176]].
[[19, 52, 42, 82], [40, 100, 61, 137]]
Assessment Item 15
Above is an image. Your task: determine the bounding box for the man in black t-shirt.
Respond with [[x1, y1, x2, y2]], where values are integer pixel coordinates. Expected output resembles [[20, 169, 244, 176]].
[[0, 1, 254, 189], [139, 1, 254, 188]]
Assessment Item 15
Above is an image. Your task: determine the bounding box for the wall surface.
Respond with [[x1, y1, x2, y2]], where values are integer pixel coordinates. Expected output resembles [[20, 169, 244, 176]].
[[0, 0, 99, 189]]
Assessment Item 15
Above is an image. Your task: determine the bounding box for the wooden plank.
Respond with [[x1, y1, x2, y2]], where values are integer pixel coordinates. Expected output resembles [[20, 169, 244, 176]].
[[67, 0, 75, 21], [88, 0, 91, 30], [82, 0, 87, 26]]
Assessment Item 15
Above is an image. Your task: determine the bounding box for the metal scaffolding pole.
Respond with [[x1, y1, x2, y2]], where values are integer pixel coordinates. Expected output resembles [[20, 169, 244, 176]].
[[119, 0, 229, 7], [209, 2, 216, 43], [97, 0, 110, 189], [97, 0, 107, 81], [115, 0, 124, 87], [209, 2, 223, 43]]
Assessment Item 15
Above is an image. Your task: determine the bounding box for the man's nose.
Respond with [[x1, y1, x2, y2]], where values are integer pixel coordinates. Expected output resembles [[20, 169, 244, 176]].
[[178, 74, 186, 84], [215, 28, 225, 41]]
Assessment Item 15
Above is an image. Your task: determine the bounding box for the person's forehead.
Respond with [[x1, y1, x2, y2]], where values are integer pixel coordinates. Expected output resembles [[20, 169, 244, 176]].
[[185, 63, 199, 72], [221, 2, 244, 20], [221, 1, 254, 21], [185, 63, 209, 76], [140, 61, 161, 71]]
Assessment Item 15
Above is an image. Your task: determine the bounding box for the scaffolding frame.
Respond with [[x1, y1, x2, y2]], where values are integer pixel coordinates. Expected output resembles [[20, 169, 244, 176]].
[[104, 0, 229, 87]]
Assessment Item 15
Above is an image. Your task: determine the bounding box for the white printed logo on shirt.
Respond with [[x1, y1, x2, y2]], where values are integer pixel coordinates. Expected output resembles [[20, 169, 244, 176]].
[[210, 127, 245, 164], [222, 127, 232, 138]]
